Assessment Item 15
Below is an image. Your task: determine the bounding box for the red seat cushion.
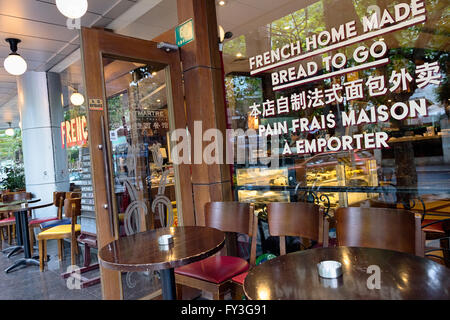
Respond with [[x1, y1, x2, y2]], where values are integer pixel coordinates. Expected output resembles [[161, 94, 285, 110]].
[[422, 219, 445, 234], [175, 256, 249, 284], [29, 217, 58, 226], [0, 217, 15, 224], [231, 271, 248, 285]]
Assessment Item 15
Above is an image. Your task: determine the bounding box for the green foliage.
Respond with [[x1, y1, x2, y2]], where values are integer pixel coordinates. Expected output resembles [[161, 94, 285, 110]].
[[0, 129, 23, 163], [107, 94, 128, 130], [0, 165, 25, 192], [223, 35, 247, 57]]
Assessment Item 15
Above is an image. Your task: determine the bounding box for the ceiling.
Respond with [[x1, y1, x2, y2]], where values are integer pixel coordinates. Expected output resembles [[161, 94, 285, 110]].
[[0, 0, 140, 129], [0, 0, 309, 129]]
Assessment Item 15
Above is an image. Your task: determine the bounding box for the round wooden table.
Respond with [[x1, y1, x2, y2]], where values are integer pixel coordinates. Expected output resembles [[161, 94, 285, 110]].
[[1, 201, 52, 272], [99, 226, 225, 300], [243, 247, 450, 300]]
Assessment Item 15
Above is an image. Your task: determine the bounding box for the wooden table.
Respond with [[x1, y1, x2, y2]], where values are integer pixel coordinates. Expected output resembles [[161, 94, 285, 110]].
[[0, 198, 41, 208], [243, 247, 450, 300], [1, 201, 52, 273], [99, 226, 225, 300]]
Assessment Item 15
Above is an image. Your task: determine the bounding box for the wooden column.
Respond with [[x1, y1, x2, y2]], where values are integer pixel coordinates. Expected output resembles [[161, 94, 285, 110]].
[[81, 28, 123, 300], [177, 0, 232, 226]]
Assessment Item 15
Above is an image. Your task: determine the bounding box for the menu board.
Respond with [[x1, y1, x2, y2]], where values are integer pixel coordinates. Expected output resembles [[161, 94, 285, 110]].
[[80, 148, 96, 235]]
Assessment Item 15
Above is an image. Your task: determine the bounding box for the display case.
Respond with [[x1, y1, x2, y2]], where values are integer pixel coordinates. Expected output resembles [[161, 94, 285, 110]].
[[236, 167, 291, 219], [236, 167, 290, 187], [295, 150, 379, 209]]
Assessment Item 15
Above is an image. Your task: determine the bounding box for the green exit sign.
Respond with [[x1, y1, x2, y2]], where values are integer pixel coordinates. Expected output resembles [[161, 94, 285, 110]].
[[175, 19, 194, 47]]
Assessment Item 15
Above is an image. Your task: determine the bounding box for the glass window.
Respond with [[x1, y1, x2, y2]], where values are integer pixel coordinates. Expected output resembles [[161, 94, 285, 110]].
[[218, 0, 450, 253]]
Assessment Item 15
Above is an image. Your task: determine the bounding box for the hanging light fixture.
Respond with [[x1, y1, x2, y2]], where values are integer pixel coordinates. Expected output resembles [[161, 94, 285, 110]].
[[4, 38, 27, 76], [5, 122, 15, 137], [70, 91, 85, 106], [56, 0, 88, 19]]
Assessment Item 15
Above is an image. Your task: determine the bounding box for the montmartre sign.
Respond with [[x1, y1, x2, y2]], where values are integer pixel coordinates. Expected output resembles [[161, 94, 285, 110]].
[[246, 0, 441, 156]]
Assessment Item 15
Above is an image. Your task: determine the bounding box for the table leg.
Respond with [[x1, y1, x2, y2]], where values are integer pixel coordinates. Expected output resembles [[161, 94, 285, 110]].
[[160, 268, 176, 300], [4, 211, 40, 273], [4, 258, 40, 273], [20, 211, 32, 258]]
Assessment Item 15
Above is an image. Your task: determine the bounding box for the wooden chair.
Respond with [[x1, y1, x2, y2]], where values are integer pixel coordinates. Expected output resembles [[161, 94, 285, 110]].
[[38, 198, 82, 271], [335, 207, 424, 256], [66, 192, 81, 199], [175, 202, 258, 300], [267, 202, 329, 256], [28, 192, 67, 250]]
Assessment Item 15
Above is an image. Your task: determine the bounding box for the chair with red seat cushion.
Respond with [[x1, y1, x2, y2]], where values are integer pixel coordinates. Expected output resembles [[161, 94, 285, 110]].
[[231, 271, 248, 285], [0, 192, 32, 247], [421, 218, 450, 267], [267, 202, 329, 256], [422, 219, 445, 234], [175, 202, 258, 300], [0, 216, 18, 249], [175, 255, 249, 284]]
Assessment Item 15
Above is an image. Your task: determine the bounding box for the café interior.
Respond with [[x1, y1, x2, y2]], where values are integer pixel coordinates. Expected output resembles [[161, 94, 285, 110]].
[[0, 0, 449, 300]]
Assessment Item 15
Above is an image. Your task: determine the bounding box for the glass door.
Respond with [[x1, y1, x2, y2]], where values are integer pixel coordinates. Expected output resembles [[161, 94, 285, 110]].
[[103, 58, 178, 299], [81, 28, 194, 300]]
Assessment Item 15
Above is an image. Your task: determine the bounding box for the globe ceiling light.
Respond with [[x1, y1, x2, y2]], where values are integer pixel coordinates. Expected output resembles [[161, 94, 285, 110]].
[[70, 92, 85, 106], [5, 123, 15, 137], [4, 38, 27, 76], [56, 0, 88, 19]]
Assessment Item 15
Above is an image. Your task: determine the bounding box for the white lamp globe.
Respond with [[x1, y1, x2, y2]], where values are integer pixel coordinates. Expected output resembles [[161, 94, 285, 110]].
[[70, 92, 85, 106], [5, 128, 15, 137], [4, 54, 27, 76], [56, 0, 88, 19], [218, 25, 225, 43]]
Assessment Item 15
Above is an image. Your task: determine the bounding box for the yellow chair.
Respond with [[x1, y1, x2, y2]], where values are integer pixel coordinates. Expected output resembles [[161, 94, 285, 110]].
[[38, 198, 81, 271]]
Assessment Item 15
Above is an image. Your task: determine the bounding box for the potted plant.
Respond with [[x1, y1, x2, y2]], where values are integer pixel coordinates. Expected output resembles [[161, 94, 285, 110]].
[[0, 164, 25, 192]]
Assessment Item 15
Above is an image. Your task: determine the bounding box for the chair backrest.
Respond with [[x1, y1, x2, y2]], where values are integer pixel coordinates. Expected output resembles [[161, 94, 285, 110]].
[[205, 202, 258, 266], [53, 192, 66, 207], [64, 198, 81, 218], [335, 207, 424, 256], [267, 202, 329, 255], [66, 192, 81, 199], [2, 192, 32, 203], [53, 192, 66, 219]]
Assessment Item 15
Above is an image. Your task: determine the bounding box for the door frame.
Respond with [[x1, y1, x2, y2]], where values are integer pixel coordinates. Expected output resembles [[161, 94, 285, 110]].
[[80, 27, 195, 300]]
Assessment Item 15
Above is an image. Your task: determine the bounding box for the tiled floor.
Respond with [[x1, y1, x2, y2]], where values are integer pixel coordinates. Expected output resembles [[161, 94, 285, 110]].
[[0, 238, 163, 300], [0, 240, 101, 300]]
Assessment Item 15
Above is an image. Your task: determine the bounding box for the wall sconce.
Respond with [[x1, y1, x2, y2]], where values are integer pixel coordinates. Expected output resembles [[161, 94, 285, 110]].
[[218, 26, 233, 51], [4, 38, 27, 76], [56, 0, 88, 19]]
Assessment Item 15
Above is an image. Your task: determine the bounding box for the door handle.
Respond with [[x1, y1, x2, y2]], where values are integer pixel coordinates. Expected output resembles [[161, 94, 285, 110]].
[[100, 115, 115, 237]]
